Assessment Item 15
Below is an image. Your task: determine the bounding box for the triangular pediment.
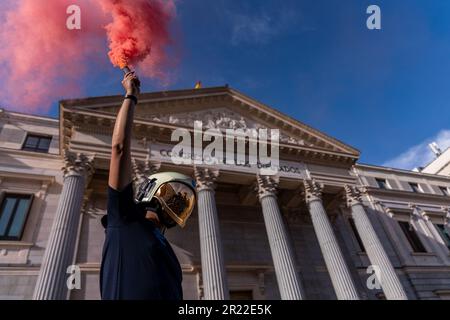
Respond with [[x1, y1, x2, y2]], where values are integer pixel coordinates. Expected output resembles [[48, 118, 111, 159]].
[[61, 86, 360, 159], [135, 107, 317, 149]]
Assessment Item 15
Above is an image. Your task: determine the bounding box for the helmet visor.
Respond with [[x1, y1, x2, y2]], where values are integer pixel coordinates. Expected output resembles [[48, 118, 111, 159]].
[[154, 182, 196, 227]]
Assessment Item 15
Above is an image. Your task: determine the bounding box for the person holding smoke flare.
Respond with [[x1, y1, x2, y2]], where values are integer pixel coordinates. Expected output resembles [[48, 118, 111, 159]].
[[100, 71, 197, 300]]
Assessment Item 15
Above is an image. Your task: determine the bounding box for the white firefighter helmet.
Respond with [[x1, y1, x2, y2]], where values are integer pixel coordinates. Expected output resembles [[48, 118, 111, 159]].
[[135, 172, 197, 228]]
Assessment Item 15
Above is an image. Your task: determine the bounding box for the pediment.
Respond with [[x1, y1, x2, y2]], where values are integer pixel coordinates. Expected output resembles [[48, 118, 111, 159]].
[[61, 86, 360, 159], [136, 107, 311, 147]]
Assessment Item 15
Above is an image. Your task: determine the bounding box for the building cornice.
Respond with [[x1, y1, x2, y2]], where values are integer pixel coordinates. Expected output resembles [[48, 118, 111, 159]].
[[228, 87, 360, 157], [0, 267, 40, 276], [0, 169, 56, 183], [355, 163, 450, 182], [0, 108, 58, 124], [365, 186, 450, 203], [0, 147, 61, 159], [59, 86, 232, 109], [402, 266, 450, 273]]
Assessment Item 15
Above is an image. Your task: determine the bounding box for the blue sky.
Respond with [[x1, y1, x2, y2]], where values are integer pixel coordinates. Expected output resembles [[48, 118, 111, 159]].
[[35, 1, 450, 169]]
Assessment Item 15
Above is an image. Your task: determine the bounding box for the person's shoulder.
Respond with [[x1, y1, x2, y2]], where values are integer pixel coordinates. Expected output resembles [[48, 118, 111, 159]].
[[108, 183, 134, 196], [106, 183, 140, 227], [107, 183, 137, 205]]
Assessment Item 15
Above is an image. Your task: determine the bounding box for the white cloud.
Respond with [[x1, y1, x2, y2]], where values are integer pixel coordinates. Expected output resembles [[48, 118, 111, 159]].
[[383, 130, 450, 170], [229, 8, 298, 46]]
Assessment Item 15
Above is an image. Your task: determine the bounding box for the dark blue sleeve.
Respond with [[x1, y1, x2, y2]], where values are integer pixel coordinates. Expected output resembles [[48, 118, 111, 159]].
[[105, 183, 140, 227]]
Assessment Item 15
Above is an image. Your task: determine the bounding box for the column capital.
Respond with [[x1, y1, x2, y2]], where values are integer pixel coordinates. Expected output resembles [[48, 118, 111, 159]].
[[344, 185, 363, 207], [409, 203, 429, 221], [303, 179, 323, 203], [132, 156, 161, 185], [256, 175, 279, 200], [194, 167, 219, 192], [376, 201, 395, 218], [62, 151, 95, 179]]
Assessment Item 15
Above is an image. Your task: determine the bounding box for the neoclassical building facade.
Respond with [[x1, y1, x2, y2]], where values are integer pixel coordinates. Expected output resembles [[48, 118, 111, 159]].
[[0, 87, 450, 300]]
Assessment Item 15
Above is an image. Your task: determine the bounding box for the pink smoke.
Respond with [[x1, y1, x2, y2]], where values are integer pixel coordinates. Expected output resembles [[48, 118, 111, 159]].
[[0, 0, 106, 112], [99, 0, 175, 79], [0, 0, 176, 113]]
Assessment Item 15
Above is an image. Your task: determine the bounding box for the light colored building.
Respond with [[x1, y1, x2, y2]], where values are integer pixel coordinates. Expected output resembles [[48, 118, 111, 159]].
[[0, 87, 449, 300], [421, 145, 450, 176]]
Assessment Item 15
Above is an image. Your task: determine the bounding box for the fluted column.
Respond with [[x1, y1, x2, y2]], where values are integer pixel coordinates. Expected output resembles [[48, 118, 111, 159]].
[[33, 152, 94, 300], [410, 205, 449, 262], [257, 175, 304, 300], [303, 180, 360, 300], [194, 168, 229, 300], [345, 186, 408, 300]]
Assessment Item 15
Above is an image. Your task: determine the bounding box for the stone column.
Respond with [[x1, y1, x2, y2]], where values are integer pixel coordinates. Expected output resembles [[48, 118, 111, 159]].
[[33, 152, 94, 300], [194, 168, 229, 300], [303, 180, 360, 300], [411, 205, 449, 263], [256, 175, 304, 300], [345, 186, 408, 300]]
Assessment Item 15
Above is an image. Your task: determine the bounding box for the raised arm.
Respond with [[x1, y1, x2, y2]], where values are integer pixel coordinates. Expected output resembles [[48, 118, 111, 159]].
[[108, 72, 141, 191]]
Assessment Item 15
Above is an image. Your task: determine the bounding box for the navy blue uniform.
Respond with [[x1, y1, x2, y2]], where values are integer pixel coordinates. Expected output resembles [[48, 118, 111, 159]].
[[100, 183, 183, 300]]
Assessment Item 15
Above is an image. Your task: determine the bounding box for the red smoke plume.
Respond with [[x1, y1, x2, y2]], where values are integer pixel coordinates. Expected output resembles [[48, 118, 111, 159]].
[[0, 0, 106, 112], [99, 0, 175, 78], [0, 0, 175, 113]]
